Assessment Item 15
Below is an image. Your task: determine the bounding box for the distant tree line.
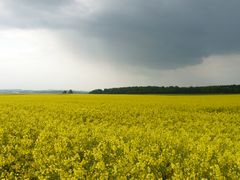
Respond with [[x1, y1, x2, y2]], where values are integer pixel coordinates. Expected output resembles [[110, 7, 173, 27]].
[[89, 85, 240, 94], [62, 89, 74, 94]]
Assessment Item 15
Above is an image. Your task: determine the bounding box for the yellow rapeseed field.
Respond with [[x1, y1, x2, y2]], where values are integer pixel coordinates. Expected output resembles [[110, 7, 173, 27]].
[[0, 94, 239, 179]]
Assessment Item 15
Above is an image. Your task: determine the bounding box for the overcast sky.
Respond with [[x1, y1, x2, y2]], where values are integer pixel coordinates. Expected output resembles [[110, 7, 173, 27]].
[[0, 0, 240, 90]]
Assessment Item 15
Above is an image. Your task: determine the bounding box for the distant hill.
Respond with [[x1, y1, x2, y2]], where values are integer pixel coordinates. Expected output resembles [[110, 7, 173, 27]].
[[0, 89, 88, 94], [89, 85, 240, 94]]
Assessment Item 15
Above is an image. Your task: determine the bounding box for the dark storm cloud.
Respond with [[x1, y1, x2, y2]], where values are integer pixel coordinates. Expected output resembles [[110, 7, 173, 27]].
[[0, 0, 77, 28], [1, 0, 240, 69]]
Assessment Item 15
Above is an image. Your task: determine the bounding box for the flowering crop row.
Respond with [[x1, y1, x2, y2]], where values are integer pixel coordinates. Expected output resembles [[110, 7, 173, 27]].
[[0, 94, 239, 179]]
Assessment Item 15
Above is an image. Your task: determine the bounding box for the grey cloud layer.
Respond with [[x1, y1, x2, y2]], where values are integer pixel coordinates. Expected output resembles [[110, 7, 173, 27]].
[[1, 0, 240, 69]]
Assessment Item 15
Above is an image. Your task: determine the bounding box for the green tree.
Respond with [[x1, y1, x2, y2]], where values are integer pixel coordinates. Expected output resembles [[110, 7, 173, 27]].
[[68, 89, 73, 94]]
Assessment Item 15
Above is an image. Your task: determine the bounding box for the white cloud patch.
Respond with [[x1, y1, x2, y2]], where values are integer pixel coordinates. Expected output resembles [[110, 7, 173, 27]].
[[0, 29, 120, 90], [135, 54, 240, 87]]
